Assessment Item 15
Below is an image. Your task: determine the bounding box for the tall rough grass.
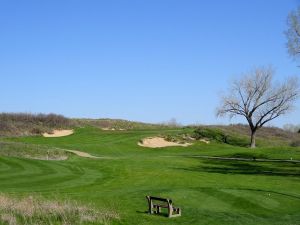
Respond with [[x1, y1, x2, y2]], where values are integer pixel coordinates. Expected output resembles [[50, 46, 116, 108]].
[[0, 194, 119, 225], [75, 118, 176, 130], [0, 142, 69, 160]]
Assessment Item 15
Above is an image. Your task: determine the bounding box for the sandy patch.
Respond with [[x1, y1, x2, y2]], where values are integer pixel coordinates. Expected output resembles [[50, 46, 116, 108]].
[[65, 150, 99, 158], [43, 130, 74, 138], [102, 128, 126, 131], [138, 137, 192, 148], [199, 139, 210, 144]]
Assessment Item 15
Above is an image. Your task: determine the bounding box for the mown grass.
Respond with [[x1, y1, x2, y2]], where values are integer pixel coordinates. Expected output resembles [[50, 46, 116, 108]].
[[1, 127, 300, 224]]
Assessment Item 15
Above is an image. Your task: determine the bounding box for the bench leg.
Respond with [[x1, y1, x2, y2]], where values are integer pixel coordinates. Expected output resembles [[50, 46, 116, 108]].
[[157, 206, 161, 214], [168, 205, 173, 218], [170, 207, 181, 217], [146, 196, 154, 214]]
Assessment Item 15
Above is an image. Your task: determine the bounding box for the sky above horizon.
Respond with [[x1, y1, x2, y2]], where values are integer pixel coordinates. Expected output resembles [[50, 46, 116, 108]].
[[1, 0, 300, 127]]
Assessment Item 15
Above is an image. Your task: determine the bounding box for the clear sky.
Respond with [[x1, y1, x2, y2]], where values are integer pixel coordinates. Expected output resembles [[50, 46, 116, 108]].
[[0, 0, 299, 127]]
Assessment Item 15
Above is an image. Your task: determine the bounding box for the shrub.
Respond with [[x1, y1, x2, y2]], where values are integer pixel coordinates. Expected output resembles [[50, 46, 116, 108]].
[[31, 128, 43, 134], [290, 140, 300, 147], [193, 128, 227, 142], [0, 113, 73, 136]]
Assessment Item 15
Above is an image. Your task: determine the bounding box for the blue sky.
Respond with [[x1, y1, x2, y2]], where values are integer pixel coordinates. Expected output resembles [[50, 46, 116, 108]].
[[0, 0, 299, 126]]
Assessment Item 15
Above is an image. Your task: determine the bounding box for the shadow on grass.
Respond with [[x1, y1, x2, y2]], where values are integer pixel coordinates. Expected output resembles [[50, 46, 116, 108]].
[[136, 210, 170, 218], [192, 186, 300, 201], [180, 158, 300, 177]]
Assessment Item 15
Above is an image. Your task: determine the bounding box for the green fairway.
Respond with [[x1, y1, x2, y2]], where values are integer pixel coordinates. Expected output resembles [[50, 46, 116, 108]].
[[1, 127, 300, 225]]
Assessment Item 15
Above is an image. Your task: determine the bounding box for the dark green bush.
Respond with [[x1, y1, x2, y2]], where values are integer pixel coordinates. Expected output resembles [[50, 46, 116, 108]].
[[193, 128, 227, 142]]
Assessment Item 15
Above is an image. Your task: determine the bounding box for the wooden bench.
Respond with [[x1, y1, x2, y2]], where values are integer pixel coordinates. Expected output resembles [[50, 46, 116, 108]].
[[146, 196, 181, 218]]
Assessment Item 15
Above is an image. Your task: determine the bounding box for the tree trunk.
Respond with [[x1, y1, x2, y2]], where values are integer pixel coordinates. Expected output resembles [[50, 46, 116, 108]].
[[250, 130, 257, 148]]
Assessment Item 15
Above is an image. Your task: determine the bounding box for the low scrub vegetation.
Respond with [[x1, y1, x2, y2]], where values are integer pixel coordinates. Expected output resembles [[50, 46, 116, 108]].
[[193, 127, 249, 147], [163, 133, 194, 144], [290, 140, 300, 147], [75, 118, 177, 130], [0, 113, 73, 136], [0, 194, 119, 225], [188, 124, 300, 147], [0, 142, 69, 160]]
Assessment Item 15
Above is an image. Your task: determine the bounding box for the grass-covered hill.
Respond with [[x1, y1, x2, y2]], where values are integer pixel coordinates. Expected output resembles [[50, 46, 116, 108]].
[[0, 113, 300, 146], [1, 113, 299, 148], [190, 124, 300, 148], [0, 113, 172, 137], [74, 118, 173, 130]]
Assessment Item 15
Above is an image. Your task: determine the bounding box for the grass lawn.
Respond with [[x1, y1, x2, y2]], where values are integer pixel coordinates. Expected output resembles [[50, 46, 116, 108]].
[[1, 127, 300, 224]]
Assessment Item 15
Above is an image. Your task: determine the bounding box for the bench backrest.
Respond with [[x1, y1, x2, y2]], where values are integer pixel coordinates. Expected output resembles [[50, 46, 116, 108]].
[[146, 196, 172, 204]]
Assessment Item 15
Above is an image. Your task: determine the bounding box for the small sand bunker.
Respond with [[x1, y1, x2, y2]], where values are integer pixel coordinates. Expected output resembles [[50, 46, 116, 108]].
[[138, 137, 191, 148], [102, 128, 126, 131], [199, 139, 210, 144], [65, 150, 100, 159], [43, 130, 74, 138]]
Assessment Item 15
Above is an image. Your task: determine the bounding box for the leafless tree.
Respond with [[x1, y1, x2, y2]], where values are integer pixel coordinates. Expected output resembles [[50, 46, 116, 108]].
[[164, 118, 181, 127], [216, 66, 299, 148], [285, 7, 300, 60]]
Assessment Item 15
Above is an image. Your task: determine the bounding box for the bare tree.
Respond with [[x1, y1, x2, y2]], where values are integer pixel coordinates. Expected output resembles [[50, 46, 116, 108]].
[[285, 7, 300, 60], [217, 66, 299, 148], [163, 118, 181, 127]]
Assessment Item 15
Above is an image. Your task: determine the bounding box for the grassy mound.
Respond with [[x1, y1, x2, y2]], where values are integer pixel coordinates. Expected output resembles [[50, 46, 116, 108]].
[[75, 118, 176, 130], [0, 142, 69, 160], [193, 127, 249, 147], [191, 125, 300, 147]]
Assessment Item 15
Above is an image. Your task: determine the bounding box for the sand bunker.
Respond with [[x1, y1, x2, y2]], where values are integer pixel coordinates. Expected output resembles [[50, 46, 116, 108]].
[[43, 130, 74, 138], [102, 128, 126, 131], [199, 139, 210, 144], [65, 150, 101, 159], [138, 137, 191, 148]]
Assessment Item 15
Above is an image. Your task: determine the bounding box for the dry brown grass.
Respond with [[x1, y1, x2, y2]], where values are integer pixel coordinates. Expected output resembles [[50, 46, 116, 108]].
[[0, 142, 69, 161], [0, 194, 119, 225], [0, 113, 73, 137]]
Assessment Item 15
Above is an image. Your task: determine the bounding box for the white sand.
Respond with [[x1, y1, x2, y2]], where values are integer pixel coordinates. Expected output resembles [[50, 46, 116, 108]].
[[65, 150, 101, 159], [102, 128, 126, 131], [43, 130, 74, 138], [199, 139, 210, 144], [138, 137, 192, 148]]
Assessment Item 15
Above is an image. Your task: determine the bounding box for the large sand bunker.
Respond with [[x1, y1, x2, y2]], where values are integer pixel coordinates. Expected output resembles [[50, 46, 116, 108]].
[[43, 130, 74, 138], [138, 137, 191, 148]]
